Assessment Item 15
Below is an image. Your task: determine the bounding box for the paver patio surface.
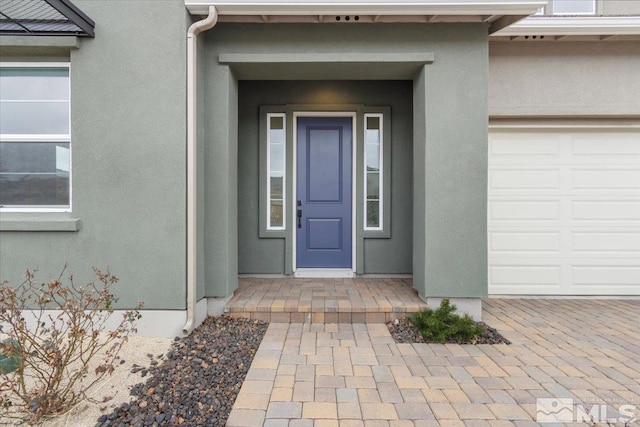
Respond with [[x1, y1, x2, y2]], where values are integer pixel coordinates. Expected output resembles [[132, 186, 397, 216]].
[[226, 278, 428, 323], [227, 299, 640, 426]]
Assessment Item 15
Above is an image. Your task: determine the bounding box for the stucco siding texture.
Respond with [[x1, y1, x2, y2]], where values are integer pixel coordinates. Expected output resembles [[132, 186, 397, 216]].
[[602, 0, 640, 15], [489, 41, 640, 117], [0, 0, 189, 309], [203, 23, 488, 298]]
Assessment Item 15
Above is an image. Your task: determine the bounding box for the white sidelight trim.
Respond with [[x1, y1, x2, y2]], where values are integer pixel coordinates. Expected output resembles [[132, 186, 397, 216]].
[[185, 0, 546, 16], [492, 16, 640, 36], [364, 113, 384, 231], [266, 113, 287, 231], [184, 6, 218, 335]]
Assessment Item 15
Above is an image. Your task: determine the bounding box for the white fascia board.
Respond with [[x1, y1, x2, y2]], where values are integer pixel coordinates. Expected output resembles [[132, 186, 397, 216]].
[[493, 16, 640, 36], [185, 0, 545, 16]]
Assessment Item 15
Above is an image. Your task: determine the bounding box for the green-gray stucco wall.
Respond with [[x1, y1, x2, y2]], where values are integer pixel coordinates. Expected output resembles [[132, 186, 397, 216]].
[[1, 15, 489, 303], [237, 81, 413, 274], [0, 0, 189, 309], [202, 23, 488, 299]]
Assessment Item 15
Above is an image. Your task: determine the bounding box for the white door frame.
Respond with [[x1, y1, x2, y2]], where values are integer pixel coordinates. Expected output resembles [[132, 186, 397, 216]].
[[292, 111, 357, 278]]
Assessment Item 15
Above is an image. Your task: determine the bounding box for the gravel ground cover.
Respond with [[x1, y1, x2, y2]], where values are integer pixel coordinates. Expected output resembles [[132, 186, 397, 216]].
[[387, 318, 511, 345], [96, 316, 268, 427]]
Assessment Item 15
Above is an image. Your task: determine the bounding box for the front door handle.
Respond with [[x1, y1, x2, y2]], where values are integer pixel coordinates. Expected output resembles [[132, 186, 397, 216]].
[[297, 209, 302, 228]]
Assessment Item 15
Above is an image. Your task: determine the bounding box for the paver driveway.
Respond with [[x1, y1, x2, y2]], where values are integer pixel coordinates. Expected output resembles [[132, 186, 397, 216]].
[[227, 299, 640, 426]]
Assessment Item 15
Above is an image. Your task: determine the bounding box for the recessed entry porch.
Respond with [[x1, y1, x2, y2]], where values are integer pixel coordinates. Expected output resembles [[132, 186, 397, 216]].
[[224, 277, 428, 323], [200, 24, 489, 322]]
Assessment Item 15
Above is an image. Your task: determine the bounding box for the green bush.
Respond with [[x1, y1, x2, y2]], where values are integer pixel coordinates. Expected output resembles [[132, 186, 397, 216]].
[[408, 298, 484, 344]]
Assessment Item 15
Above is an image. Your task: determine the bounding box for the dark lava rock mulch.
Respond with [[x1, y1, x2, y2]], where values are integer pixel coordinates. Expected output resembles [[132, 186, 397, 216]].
[[387, 318, 511, 345], [96, 316, 268, 427]]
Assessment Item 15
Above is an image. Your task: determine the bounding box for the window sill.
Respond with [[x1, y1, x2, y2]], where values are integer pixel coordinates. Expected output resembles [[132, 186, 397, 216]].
[[0, 218, 81, 232]]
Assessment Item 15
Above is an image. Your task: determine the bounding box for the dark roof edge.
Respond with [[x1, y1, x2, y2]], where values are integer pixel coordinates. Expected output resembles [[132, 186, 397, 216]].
[[45, 0, 95, 37]]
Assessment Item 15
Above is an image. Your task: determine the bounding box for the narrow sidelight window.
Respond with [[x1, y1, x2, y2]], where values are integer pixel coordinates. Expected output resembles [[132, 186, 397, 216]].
[[364, 114, 383, 230], [267, 113, 286, 230], [0, 65, 71, 210]]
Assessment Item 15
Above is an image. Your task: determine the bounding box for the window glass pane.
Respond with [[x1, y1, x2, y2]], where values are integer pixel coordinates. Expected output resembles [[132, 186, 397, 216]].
[[0, 68, 69, 101], [366, 116, 380, 130], [366, 125, 381, 172], [367, 172, 379, 199], [270, 175, 283, 199], [270, 116, 284, 130], [365, 128, 380, 146], [366, 201, 380, 228], [0, 101, 70, 134], [366, 142, 380, 172], [0, 142, 70, 207], [270, 200, 283, 228], [270, 127, 284, 144], [0, 142, 68, 173], [269, 141, 284, 173], [553, 0, 594, 14]]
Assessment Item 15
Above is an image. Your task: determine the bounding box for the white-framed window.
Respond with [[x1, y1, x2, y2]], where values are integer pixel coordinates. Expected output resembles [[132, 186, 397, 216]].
[[0, 63, 71, 211], [552, 0, 595, 15], [364, 113, 383, 230], [267, 113, 286, 230]]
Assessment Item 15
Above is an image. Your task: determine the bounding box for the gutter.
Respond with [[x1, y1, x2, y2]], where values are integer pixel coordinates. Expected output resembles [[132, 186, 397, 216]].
[[492, 16, 640, 36], [183, 5, 218, 335]]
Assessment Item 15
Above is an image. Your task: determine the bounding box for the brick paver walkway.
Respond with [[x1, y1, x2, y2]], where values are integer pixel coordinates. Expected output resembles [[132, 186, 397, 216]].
[[226, 278, 427, 323], [227, 299, 640, 426]]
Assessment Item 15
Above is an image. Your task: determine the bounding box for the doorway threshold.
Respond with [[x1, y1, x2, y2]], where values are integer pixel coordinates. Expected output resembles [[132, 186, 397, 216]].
[[294, 268, 355, 278]]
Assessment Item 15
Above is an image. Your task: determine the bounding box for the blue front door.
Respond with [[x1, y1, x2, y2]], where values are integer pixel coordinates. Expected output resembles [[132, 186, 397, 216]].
[[296, 117, 352, 268]]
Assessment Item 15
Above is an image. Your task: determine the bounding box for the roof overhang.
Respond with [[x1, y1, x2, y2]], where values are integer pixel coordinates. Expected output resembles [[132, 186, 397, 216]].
[[186, 1, 545, 16], [185, 0, 545, 29], [492, 16, 640, 36], [0, 0, 95, 37]]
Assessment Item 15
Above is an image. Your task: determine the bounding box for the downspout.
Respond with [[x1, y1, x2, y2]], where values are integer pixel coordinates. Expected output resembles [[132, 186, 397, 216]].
[[183, 6, 218, 335]]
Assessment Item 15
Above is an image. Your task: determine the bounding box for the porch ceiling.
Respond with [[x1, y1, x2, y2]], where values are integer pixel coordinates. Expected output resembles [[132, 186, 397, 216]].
[[184, 0, 545, 33]]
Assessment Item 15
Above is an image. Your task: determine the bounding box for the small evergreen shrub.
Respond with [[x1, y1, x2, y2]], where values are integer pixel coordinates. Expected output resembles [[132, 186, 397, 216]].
[[408, 298, 484, 344]]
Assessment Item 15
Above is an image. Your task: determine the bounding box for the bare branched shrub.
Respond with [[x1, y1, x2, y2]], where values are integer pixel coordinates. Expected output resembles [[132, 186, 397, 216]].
[[0, 265, 143, 424]]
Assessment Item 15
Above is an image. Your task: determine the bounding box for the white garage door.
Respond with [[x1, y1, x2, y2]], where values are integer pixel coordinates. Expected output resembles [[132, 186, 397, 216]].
[[488, 128, 640, 295]]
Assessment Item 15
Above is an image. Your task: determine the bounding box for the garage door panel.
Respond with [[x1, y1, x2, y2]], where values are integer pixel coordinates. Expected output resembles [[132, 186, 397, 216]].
[[490, 169, 560, 191], [490, 264, 561, 287], [490, 231, 560, 254], [489, 259, 640, 295], [571, 132, 640, 159], [489, 129, 640, 296], [572, 231, 640, 255], [490, 133, 561, 156], [572, 265, 640, 287], [489, 200, 561, 222], [571, 168, 640, 191], [572, 200, 640, 222]]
